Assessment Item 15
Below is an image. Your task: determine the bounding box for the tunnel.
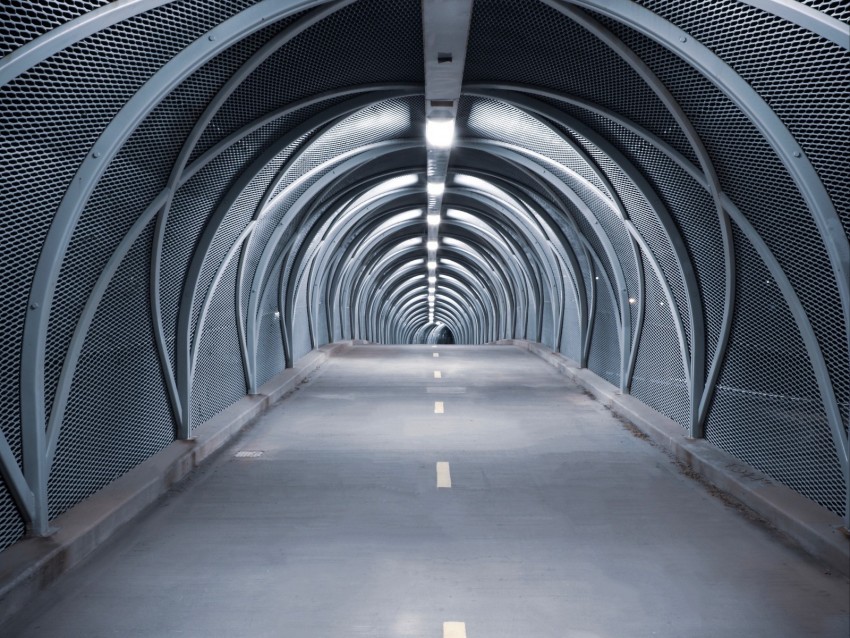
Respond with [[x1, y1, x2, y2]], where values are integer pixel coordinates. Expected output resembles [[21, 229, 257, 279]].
[[0, 0, 848, 634]]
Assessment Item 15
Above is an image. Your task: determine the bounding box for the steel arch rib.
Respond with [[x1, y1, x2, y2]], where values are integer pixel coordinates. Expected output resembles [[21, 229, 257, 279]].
[[18, 0, 343, 533]]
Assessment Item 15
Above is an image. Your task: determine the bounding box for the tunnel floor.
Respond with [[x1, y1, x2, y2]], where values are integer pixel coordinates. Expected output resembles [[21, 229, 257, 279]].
[[5, 345, 848, 637]]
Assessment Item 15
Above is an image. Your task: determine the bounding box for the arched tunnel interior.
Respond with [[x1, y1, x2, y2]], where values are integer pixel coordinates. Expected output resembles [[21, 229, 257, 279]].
[[0, 0, 848, 630]]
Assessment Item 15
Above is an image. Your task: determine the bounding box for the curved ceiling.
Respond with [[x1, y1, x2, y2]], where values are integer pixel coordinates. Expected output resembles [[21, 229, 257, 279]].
[[0, 0, 847, 552]]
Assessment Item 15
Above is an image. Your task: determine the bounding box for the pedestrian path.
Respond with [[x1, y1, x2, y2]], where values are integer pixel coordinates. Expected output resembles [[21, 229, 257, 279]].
[[4, 345, 848, 637]]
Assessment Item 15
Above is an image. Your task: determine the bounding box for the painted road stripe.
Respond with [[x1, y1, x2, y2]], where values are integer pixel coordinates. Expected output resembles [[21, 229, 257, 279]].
[[433, 352, 439, 358], [434, 401, 444, 414], [434, 370, 442, 379], [443, 621, 466, 638], [436, 462, 452, 488]]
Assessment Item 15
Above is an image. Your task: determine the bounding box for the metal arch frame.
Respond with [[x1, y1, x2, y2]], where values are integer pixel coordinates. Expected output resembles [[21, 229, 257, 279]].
[[453, 143, 628, 362], [435, 273, 496, 342], [286, 181, 429, 348], [737, 0, 850, 49], [559, 0, 850, 397], [465, 85, 847, 515], [505, 6, 727, 434], [467, 83, 730, 413], [437, 211, 541, 340], [311, 187, 426, 340], [450, 165, 592, 352], [239, 123, 418, 380], [451, 155, 597, 355], [459, 141, 633, 384], [443, 187, 564, 344], [244, 142, 420, 387], [35, 90, 409, 493], [17, 0, 346, 534], [442, 191, 551, 341], [489, 92, 707, 434], [156, 2, 363, 425], [343, 233, 504, 345], [435, 223, 519, 339]]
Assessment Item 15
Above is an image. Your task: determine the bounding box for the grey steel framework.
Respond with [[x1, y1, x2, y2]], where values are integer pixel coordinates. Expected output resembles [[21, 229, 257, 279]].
[[0, 0, 847, 553]]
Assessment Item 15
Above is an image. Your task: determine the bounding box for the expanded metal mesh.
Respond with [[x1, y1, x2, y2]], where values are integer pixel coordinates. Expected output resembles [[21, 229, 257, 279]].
[[0, 481, 24, 554], [48, 224, 175, 519], [586, 263, 621, 387], [191, 257, 245, 430], [631, 252, 691, 428], [597, 12, 849, 453], [465, 0, 697, 165], [705, 224, 845, 518], [0, 0, 113, 58], [634, 0, 850, 235]]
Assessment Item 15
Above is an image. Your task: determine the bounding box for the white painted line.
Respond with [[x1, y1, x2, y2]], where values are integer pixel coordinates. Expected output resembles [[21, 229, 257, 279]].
[[436, 462, 452, 488], [434, 401, 444, 414], [433, 352, 439, 358], [443, 621, 466, 638], [432, 345, 437, 348], [434, 370, 442, 379], [234, 450, 263, 458]]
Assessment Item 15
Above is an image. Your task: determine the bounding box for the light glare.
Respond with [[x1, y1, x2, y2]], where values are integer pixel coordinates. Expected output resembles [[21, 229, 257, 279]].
[[425, 118, 455, 148], [426, 181, 445, 196]]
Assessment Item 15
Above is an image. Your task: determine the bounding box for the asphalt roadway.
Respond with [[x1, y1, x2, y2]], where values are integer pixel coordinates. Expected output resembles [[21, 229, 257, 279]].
[[4, 345, 848, 637]]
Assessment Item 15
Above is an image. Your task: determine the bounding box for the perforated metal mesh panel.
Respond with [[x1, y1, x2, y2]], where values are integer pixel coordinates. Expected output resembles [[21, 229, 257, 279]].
[[191, 257, 245, 430], [586, 264, 621, 387], [0, 0, 113, 58], [465, 0, 697, 165], [48, 223, 175, 518], [594, 12, 850, 442], [0, 482, 24, 553], [634, 0, 850, 233], [631, 252, 691, 428], [706, 224, 845, 517]]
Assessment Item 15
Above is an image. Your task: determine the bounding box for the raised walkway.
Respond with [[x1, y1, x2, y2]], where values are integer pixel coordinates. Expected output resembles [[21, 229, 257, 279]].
[[3, 345, 848, 637]]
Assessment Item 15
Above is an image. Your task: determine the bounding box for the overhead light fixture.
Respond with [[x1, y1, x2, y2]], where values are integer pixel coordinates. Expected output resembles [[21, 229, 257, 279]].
[[427, 261, 437, 270], [428, 287, 435, 294], [425, 118, 455, 148], [427, 214, 441, 226], [426, 240, 438, 251], [428, 295, 435, 302], [428, 276, 437, 284], [427, 181, 445, 197]]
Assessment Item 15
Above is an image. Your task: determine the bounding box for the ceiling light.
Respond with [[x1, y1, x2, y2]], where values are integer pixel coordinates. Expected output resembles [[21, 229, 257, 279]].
[[427, 181, 445, 196], [428, 295, 435, 302], [427, 261, 437, 270], [426, 240, 438, 251], [428, 276, 437, 284], [425, 118, 455, 148]]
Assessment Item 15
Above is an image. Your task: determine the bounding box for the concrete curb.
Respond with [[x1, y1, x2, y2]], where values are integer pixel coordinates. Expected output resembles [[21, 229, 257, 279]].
[[501, 339, 849, 576], [0, 341, 352, 627]]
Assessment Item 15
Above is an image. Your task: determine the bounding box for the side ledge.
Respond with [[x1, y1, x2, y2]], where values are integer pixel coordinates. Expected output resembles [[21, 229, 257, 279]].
[[500, 339, 850, 576], [0, 341, 352, 627]]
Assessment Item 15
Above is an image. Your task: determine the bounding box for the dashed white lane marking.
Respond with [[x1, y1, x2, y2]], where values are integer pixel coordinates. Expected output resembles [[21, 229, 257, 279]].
[[434, 370, 442, 379], [432, 345, 437, 348], [436, 462, 452, 488], [433, 352, 439, 358], [434, 401, 444, 414], [443, 621, 466, 638], [234, 450, 263, 458]]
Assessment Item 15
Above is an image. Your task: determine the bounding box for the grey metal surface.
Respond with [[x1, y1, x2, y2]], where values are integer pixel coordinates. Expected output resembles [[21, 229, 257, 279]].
[[0, 0, 846, 554]]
